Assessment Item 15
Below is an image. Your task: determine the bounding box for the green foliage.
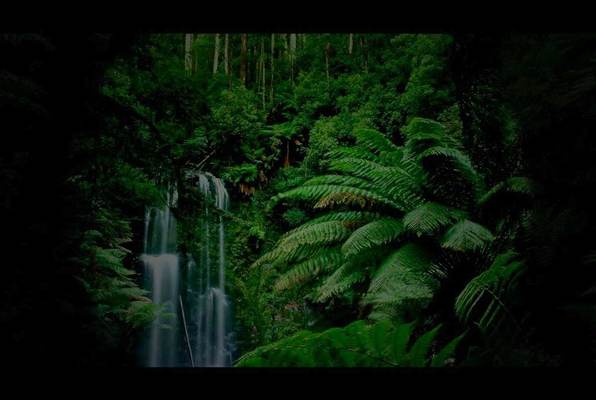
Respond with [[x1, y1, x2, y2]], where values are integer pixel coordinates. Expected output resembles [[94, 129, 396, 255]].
[[342, 219, 404, 258], [455, 251, 525, 336], [236, 319, 463, 367], [440, 220, 495, 252], [403, 202, 465, 236]]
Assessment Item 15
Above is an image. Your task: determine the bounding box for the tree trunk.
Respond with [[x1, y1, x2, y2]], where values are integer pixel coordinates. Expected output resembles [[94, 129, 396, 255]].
[[325, 41, 331, 85], [270, 33, 275, 101], [224, 34, 229, 76], [240, 34, 247, 86], [348, 33, 353, 54], [185, 33, 193, 73], [261, 37, 266, 108], [289, 33, 296, 83], [213, 33, 220, 75]]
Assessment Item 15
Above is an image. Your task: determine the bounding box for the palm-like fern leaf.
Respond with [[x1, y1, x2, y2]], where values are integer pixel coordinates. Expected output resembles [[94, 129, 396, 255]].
[[252, 221, 352, 268], [353, 127, 400, 154], [314, 261, 365, 302], [342, 218, 405, 258], [455, 250, 525, 336], [273, 248, 344, 292], [235, 319, 461, 367], [419, 146, 483, 192], [273, 184, 404, 211], [441, 220, 495, 252], [403, 202, 466, 236], [365, 243, 437, 313], [479, 176, 539, 206], [280, 211, 380, 241]]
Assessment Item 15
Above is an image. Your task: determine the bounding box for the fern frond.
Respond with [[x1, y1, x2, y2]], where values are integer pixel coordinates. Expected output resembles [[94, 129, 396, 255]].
[[403, 202, 466, 236], [455, 250, 525, 336], [315, 262, 366, 302], [327, 146, 380, 162], [365, 244, 436, 312], [479, 176, 539, 206], [235, 319, 458, 367], [353, 127, 400, 154], [252, 221, 352, 268], [274, 248, 344, 292], [419, 146, 482, 190], [280, 211, 380, 241], [407, 324, 441, 367], [441, 220, 494, 252], [303, 174, 377, 191], [342, 219, 405, 258], [328, 157, 387, 181], [274, 184, 404, 211], [431, 331, 466, 367]]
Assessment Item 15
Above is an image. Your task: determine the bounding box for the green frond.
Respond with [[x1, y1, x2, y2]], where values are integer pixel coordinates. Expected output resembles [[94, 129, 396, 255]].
[[407, 324, 441, 367], [252, 221, 352, 268], [365, 243, 436, 312], [303, 174, 378, 191], [274, 248, 344, 292], [342, 219, 405, 258], [328, 157, 388, 181], [419, 146, 482, 190], [236, 319, 457, 367], [280, 211, 380, 241], [440, 220, 494, 252], [315, 191, 377, 210], [273, 184, 404, 211], [314, 262, 366, 302], [455, 250, 525, 336], [431, 331, 466, 367], [403, 202, 466, 236], [353, 127, 400, 154], [327, 146, 380, 162], [479, 176, 539, 206]]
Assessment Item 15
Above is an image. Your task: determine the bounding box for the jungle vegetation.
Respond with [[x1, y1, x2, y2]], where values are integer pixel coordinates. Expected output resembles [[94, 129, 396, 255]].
[[1, 32, 596, 367]]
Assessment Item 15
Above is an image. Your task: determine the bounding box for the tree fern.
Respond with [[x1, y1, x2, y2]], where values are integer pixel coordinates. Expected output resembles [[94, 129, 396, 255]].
[[273, 184, 404, 211], [479, 176, 539, 206], [419, 146, 483, 192], [252, 221, 353, 268], [273, 248, 344, 292], [364, 243, 437, 313], [455, 250, 525, 336], [236, 319, 462, 367], [314, 261, 366, 302], [280, 211, 380, 241], [353, 127, 400, 155], [342, 218, 405, 258], [303, 174, 378, 191], [403, 202, 466, 236], [441, 220, 495, 252]]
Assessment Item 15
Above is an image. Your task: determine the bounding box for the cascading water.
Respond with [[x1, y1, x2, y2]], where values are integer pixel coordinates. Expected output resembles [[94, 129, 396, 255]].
[[140, 188, 184, 367], [192, 172, 234, 367], [139, 175, 234, 367]]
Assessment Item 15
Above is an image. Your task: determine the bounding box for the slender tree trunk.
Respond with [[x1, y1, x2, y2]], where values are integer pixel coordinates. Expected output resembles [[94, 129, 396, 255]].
[[224, 34, 229, 75], [325, 41, 331, 86], [270, 33, 275, 102], [289, 33, 296, 84], [261, 37, 266, 108], [284, 139, 290, 168], [213, 33, 220, 75], [185, 33, 193, 73], [348, 33, 353, 55], [240, 34, 247, 86], [193, 34, 201, 74]]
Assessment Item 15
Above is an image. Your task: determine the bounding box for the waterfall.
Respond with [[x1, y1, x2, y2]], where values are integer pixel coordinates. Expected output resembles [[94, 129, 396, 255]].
[[139, 174, 233, 367], [193, 172, 233, 367], [141, 187, 184, 367]]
